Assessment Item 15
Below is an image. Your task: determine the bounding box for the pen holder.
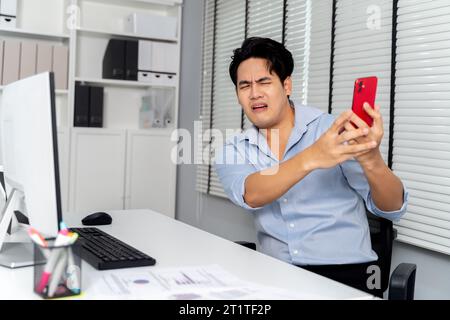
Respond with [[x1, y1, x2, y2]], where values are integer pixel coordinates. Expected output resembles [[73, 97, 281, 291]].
[[33, 239, 82, 299]]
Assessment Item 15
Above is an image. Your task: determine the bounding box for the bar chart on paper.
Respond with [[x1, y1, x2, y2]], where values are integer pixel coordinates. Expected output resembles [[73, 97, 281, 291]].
[[153, 266, 231, 289]]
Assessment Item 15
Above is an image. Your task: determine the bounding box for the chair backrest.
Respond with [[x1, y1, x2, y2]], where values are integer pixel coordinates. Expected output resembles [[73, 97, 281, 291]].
[[367, 210, 396, 293]]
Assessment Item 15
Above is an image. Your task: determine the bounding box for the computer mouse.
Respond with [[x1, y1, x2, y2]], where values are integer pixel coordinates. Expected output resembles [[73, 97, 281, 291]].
[[82, 212, 112, 226]]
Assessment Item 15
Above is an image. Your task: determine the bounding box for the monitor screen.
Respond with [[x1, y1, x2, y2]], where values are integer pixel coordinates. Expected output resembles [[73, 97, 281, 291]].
[[0, 72, 61, 238]]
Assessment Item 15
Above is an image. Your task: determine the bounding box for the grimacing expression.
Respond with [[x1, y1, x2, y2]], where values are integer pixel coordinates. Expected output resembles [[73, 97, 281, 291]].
[[236, 58, 292, 129]]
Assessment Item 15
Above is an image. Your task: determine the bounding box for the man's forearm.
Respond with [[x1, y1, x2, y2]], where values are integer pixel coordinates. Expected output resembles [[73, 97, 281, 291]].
[[244, 149, 315, 208], [361, 152, 404, 212]]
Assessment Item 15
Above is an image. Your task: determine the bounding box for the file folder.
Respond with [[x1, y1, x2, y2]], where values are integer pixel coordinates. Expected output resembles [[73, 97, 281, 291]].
[[36, 43, 53, 74], [103, 39, 125, 80], [125, 40, 138, 81], [19, 41, 37, 79], [89, 86, 104, 128], [2, 39, 20, 85], [0, 0, 17, 16], [74, 83, 90, 127], [0, 41, 3, 84], [151, 42, 178, 74], [52, 45, 69, 89]]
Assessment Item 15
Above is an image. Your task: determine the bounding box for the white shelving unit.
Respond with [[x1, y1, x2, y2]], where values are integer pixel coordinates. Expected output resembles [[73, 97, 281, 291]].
[[74, 77, 175, 89], [0, 86, 68, 95], [0, 27, 70, 40], [76, 27, 178, 42], [0, 0, 182, 220]]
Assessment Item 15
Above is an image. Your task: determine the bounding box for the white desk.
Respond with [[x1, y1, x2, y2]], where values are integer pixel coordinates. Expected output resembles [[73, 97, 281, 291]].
[[0, 209, 375, 299]]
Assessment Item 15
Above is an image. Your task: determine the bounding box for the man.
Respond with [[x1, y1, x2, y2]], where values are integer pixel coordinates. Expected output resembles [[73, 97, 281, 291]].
[[214, 37, 408, 295]]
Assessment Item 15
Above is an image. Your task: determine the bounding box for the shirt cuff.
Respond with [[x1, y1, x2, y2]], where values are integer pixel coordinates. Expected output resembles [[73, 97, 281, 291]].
[[367, 187, 409, 222]]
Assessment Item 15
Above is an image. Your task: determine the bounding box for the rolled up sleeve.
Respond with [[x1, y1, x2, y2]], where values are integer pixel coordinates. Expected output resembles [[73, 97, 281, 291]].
[[340, 158, 408, 222], [366, 188, 408, 222], [214, 143, 262, 211]]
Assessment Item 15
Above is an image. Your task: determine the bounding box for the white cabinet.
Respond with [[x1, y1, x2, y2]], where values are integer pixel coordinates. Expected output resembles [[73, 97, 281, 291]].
[[69, 128, 127, 215], [69, 128, 176, 218], [125, 130, 176, 217]]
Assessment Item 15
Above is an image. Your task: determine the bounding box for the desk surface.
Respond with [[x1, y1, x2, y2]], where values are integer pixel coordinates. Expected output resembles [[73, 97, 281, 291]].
[[0, 210, 374, 299]]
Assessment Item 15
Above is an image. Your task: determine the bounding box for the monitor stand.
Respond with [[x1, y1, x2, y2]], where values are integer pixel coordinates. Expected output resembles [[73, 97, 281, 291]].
[[0, 188, 40, 269], [0, 243, 35, 268]]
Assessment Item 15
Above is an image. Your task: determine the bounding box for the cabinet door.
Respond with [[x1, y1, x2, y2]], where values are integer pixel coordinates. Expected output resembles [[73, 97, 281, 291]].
[[57, 128, 69, 215], [125, 131, 176, 218], [70, 129, 126, 215]]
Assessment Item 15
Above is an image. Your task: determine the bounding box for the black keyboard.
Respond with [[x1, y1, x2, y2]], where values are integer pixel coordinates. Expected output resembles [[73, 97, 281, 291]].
[[70, 227, 156, 270]]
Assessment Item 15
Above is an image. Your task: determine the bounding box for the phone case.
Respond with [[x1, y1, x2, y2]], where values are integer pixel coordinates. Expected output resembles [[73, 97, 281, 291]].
[[351, 76, 378, 127]]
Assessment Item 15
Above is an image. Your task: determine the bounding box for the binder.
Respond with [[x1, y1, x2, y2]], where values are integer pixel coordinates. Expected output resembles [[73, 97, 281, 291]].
[[52, 45, 69, 89], [36, 43, 53, 74], [74, 83, 90, 127], [19, 41, 37, 79], [0, 0, 17, 16], [2, 39, 20, 85], [0, 41, 3, 84], [138, 41, 178, 74], [151, 42, 178, 74], [125, 40, 138, 81], [88, 86, 104, 128], [102, 39, 126, 80], [138, 40, 152, 73]]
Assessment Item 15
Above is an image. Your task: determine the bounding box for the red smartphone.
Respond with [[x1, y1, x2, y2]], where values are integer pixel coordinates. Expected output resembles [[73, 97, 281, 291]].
[[351, 76, 378, 127]]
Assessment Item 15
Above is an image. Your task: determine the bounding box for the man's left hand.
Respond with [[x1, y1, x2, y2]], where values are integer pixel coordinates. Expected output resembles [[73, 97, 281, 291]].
[[344, 103, 384, 169]]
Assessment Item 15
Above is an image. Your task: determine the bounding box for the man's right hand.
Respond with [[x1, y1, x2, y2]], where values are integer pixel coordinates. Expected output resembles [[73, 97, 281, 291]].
[[304, 110, 378, 170]]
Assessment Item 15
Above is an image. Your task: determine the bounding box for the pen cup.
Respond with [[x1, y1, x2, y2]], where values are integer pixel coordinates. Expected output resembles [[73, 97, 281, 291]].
[[33, 238, 82, 299]]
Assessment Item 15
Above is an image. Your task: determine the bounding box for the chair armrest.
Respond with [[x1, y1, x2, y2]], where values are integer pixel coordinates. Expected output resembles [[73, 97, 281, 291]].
[[388, 263, 417, 300], [235, 241, 256, 251]]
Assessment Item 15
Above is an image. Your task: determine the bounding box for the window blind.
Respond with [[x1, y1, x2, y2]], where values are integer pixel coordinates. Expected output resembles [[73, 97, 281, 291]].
[[331, 0, 393, 162], [242, 0, 284, 130], [307, 0, 333, 112], [392, 0, 450, 254], [285, 0, 309, 105], [196, 0, 215, 194], [247, 0, 284, 42], [208, 0, 246, 198]]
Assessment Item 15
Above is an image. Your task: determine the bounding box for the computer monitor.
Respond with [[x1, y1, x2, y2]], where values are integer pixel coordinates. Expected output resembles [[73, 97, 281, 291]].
[[0, 72, 62, 268]]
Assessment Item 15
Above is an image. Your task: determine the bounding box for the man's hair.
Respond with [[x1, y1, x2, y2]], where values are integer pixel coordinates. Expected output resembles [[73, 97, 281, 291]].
[[229, 37, 294, 87]]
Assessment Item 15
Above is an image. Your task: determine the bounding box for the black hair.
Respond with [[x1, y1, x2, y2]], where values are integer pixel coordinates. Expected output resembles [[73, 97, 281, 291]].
[[229, 37, 294, 87]]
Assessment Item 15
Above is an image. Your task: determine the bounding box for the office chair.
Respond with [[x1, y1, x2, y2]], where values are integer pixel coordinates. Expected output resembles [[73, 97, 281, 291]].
[[235, 211, 417, 300], [366, 211, 416, 300]]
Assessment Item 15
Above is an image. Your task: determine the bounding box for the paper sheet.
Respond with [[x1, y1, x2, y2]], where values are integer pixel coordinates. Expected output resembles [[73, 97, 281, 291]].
[[85, 264, 328, 300]]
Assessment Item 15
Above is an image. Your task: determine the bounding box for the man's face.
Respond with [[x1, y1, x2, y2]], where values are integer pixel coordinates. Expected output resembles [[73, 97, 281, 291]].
[[236, 57, 292, 129]]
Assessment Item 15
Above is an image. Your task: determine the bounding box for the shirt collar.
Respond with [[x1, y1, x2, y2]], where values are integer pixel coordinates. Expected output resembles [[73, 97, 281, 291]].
[[288, 102, 324, 150], [239, 101, 324, 147]]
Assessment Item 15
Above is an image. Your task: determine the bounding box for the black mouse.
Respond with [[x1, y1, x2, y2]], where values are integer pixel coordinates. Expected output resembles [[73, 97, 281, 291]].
[[82, 212, 112, 226]]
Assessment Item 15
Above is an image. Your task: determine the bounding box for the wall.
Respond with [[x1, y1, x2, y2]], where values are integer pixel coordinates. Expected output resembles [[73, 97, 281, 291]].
[[391, 241, 450, 300], [176, 0, 450, 300]]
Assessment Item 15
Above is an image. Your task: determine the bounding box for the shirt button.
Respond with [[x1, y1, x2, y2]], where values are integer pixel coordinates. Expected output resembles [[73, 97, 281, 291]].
[[293, 250, 299, 255], [289, 223, 295, 228], [283, 198, 288, 203]]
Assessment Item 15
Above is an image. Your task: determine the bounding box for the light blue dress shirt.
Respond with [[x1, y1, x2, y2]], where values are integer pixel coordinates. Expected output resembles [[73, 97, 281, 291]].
[[214, 103, 408, 266]]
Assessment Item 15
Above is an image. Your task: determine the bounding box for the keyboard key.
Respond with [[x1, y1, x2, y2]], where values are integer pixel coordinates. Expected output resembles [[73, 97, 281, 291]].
[[69, 227, 156, 270]]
